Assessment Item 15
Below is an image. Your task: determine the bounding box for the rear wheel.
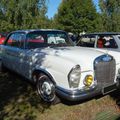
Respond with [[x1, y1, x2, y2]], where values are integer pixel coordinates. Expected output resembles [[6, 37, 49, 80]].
[[0, 60, 4, 73], [35, 73, 60, 104]]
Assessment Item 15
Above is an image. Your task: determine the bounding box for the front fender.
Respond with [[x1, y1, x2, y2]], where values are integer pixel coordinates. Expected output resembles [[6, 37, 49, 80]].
[[31, 55, 76, 89]]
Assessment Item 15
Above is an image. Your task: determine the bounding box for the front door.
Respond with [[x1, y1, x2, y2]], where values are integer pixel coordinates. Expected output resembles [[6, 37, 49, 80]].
[[2, 32, 26, 74]]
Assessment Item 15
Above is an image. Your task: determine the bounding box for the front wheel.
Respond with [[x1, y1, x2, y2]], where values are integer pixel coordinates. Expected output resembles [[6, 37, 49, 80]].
[[36, 73, 60, 104]]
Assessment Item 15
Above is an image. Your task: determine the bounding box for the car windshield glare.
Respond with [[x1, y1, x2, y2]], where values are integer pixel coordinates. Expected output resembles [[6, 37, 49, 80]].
[[26, 31, 73, 48]]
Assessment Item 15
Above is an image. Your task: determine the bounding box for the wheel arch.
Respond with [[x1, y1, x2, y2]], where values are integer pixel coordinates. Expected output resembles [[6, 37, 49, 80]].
[[32, 69, 56, 85]]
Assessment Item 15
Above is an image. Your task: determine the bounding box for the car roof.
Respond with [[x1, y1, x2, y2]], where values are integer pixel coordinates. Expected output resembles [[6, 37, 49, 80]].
[[11, 29, 66, 34], [81, 32, 120, 36]]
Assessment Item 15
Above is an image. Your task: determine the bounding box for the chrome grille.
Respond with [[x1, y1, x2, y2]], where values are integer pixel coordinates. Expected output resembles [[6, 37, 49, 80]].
[[94, 56, 116, 87]]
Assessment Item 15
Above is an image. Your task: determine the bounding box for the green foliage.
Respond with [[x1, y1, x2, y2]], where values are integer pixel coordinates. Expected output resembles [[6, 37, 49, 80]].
[[99, 0, 120, 32], [0, 0, 49, 32], [1, 0, 120, 33], [53, 0, 99, 34]]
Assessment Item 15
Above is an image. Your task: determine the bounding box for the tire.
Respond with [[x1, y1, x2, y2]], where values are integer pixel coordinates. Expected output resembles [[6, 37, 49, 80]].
[[0, 60, 3, 73], [35, 73, 60, 104], [0, 60, 6, 73]]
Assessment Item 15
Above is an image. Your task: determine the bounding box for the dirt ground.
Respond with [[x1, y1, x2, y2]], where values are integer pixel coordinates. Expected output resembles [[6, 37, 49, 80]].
[[0, 72, 120, 120]]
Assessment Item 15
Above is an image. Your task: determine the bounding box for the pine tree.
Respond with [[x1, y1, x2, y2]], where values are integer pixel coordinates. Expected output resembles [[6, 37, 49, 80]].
[[99, 0, 120, 32], [53, 0, 99, 34]]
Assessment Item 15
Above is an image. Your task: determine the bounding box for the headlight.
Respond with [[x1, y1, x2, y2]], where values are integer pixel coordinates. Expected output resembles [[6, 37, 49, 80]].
[[68, 65, 81, 88]]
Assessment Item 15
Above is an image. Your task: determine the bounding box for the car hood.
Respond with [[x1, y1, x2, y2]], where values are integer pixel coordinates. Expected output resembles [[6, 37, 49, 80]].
[[90, 48, 120, 64], [30, 46, 105, 71]]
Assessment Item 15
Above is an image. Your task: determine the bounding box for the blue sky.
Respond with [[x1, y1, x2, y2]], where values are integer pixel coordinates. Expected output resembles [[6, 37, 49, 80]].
[[46, 0, 100, 19], [46, 0, 62, 19]]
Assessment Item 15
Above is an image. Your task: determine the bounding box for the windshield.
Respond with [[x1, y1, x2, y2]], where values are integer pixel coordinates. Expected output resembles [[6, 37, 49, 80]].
[[26, 31, 73, 48]]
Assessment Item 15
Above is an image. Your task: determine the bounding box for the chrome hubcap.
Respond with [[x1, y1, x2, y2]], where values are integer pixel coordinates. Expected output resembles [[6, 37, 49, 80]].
[[37, 75, 55, 102], [41, 82, 52, 95]]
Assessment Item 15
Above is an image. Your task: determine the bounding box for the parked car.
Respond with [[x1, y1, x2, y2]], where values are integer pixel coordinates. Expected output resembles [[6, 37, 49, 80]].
[[77, 32, 120, 68], [77, 32, 120, 50], [0, 30, 119, 104], [0, 32, 7, 44]]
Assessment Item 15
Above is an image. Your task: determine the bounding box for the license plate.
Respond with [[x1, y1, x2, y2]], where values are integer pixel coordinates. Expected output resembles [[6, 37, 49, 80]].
[[102, 84, 117, 95]]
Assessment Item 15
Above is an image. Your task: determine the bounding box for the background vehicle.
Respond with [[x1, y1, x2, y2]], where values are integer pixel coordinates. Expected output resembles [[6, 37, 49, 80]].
[[77, 32, 120, 70], [0, 32, 7, 44], [0, 30, 119, 104], [77, 32, 120, 50]]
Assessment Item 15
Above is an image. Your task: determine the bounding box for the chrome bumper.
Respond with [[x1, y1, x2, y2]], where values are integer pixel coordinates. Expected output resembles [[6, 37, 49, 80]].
[[56, 83, 119, 101]]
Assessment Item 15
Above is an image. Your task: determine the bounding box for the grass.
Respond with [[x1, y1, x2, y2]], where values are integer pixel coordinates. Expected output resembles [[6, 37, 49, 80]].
[[0, 72, 120, 120]]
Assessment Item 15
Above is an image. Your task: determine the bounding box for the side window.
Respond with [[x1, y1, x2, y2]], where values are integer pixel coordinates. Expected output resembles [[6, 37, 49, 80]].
[[97, 36, 118, 48], [26, 33, 45, 48], [77, 35, 96, 47], [16, 33, 25, 48], [6, 34, 15, 46], [27, 33, 45, 43], [6, 33, 25, 48]]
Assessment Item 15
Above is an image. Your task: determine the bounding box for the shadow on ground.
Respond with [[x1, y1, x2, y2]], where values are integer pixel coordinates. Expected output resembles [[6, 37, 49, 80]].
[[110, 89, 120, 110], [0, 72, 51, 120]]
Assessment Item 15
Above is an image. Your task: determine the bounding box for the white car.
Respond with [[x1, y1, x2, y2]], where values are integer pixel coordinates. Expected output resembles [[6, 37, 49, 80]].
[[0, 30, 119, 104]]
